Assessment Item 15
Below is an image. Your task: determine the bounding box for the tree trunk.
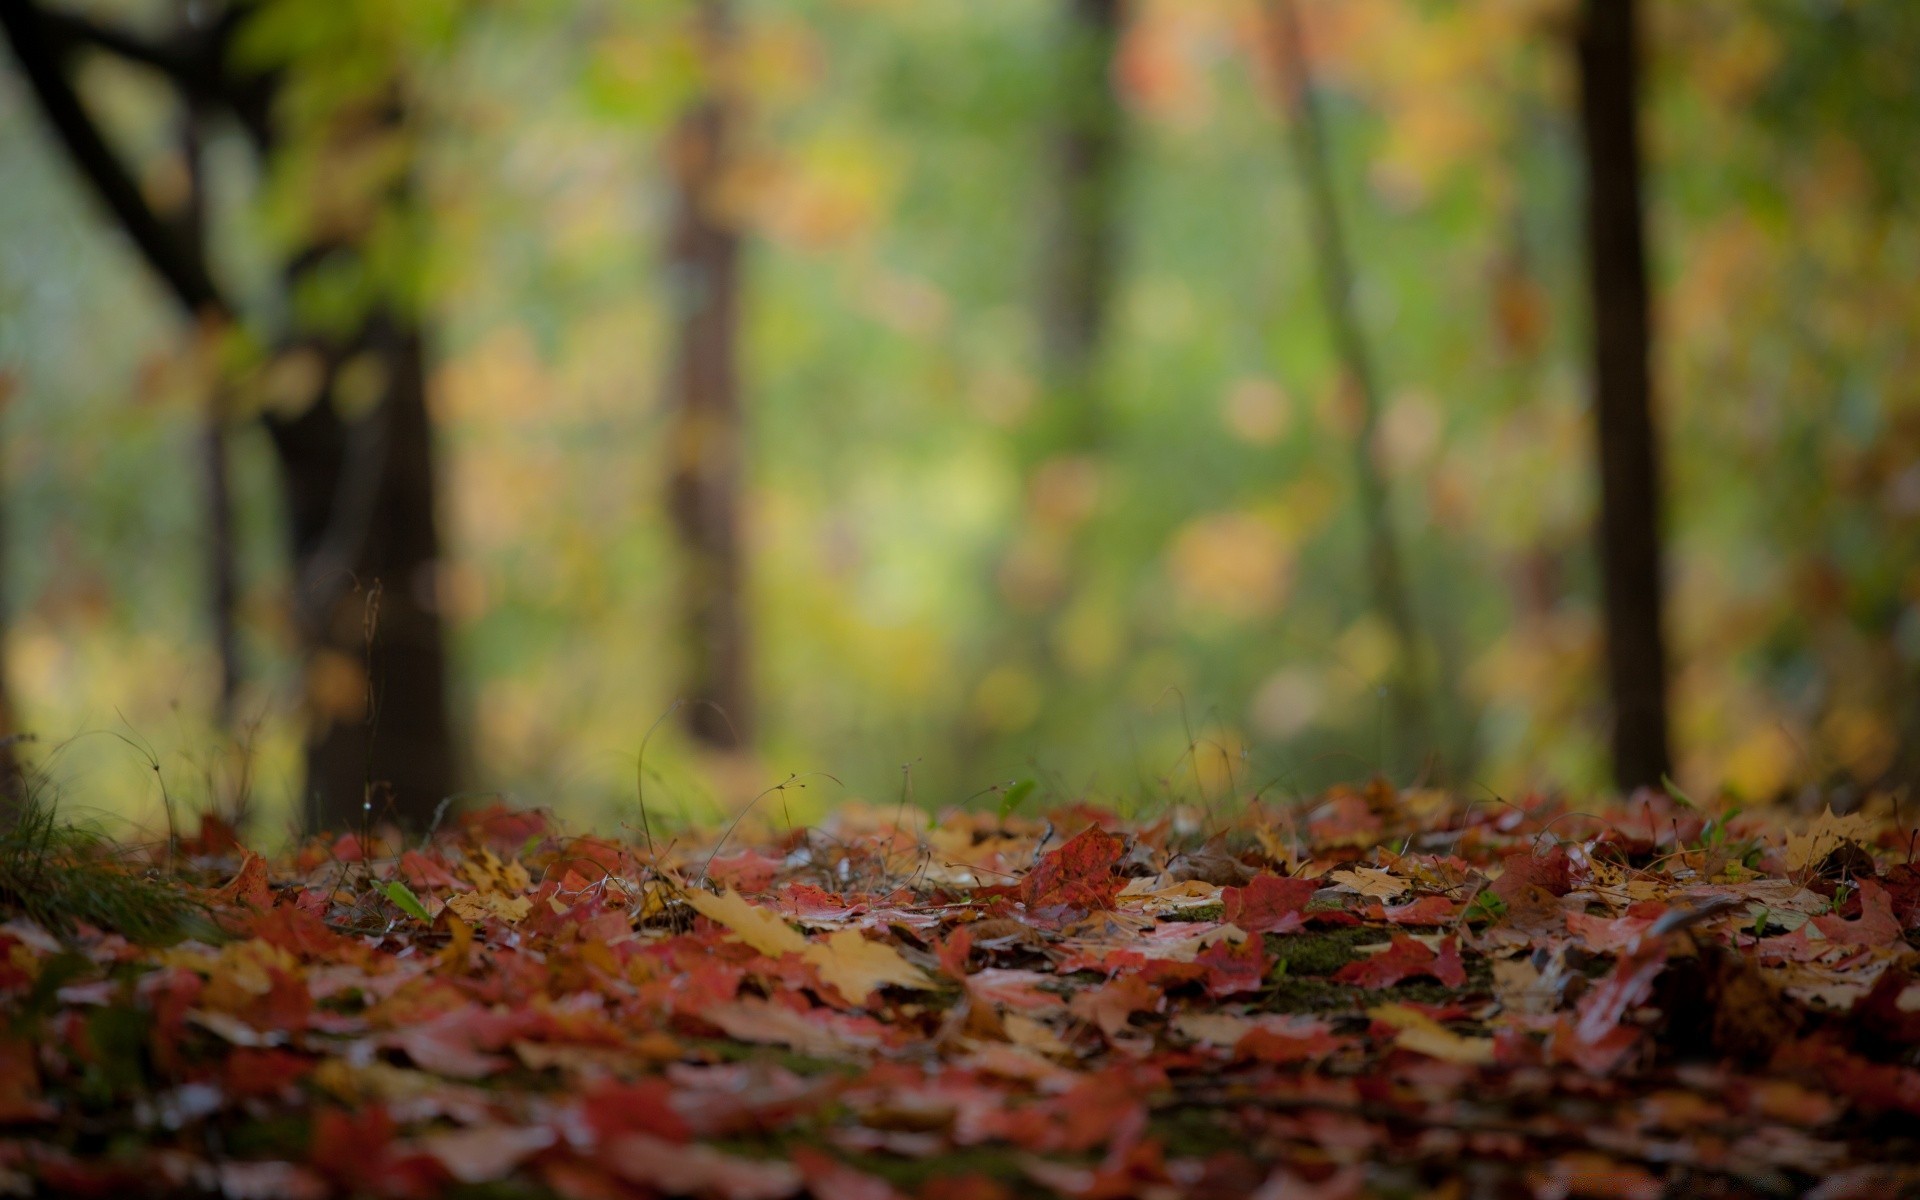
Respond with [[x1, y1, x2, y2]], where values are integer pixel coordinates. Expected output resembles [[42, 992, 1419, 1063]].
[[266, 317, 456, 832], [180, 96, 242, 731], [0, 402, 23, 813], [1, 1, 459, 828], [1575, 0, 1673, 791], [663, 0, 751, 751], [1039, 0, 1123, 445], [1267, 0, 1432, 768]]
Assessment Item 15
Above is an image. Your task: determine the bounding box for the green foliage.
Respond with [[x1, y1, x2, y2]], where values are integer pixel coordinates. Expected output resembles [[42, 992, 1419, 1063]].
[[0, 795, 207, 945], [381, 879, 431, 922]]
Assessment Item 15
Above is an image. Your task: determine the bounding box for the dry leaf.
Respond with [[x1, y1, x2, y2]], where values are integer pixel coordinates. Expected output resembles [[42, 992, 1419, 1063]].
[[1784, 808, 1877, 874], [1369, 1003, 1495, 1065], [461, 848, 532, 894], [808, 928, 933, 1002], [683, 887, 811, 959], [1329, 866, 1411, 901], [686, 890, 930, 1001], [446, 892, 533, 925]]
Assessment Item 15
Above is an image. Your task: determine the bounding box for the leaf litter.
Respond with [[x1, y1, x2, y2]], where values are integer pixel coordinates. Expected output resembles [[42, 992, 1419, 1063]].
[[1, 782, 1918, 1197]]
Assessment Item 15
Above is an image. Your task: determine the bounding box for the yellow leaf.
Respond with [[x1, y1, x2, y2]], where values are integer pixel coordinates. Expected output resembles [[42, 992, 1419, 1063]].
[[1369, 1004, 1494, 1066], [683, 889, 930, 1002], [1001, 1012, 1071, 1057], [446, 892, 533, 925], [461, 848, 532, 895], [807, 928, 932, 1003], [1329, 867, 1410, 901], [682, 888, 809, 959], [1783, 807, 1877, 874]]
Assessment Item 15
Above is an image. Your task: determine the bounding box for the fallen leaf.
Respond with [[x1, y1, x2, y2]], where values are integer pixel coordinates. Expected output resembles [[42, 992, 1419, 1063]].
[[1784, 808, 1878, 874], [683, 888, 810, 959], [1333, 935, 1465, 989], [1020, 826, 1128, 918], [416, 1125, 556, 1184], [808, 929, 933, 1003], [1368, 1004, 1494, 1065], [1067, 973, 1159, 1037], [445, 891, 533, 925], [1222, 874, 1317, 934], [1329, 867, 1409, 901]]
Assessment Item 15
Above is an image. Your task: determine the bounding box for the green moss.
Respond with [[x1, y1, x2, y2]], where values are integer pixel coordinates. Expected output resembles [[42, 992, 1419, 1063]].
[[224, 1116, 312, 1159], [1264, 927, 1388, 976], [1159, 902, 1225, 923], [1150, 1105, 1244, 1158]]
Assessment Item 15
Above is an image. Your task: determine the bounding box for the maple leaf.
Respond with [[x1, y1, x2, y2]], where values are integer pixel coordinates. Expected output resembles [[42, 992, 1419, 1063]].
[[686, 888, 929, 1002], [684, 887, 810, 958], [1333, 935, 1465, 989], [1808, 879, 1902, 947], [1784, 807, 1876, 874], [210, 852, 272, 911], [702, 998, 887, 1058], [1368, 1004, 1494, 1065], [1221, 873, 1317, 933], [809, 928, 933, 1003], [1490, 847, 1574, 905], [1067, 973, 1159, 1037], [1381, 895, 1460, 926], [1234, 1020, 1344, 1064], [1196, 932, 1266, 998], [446, 890, 533, 925], [1018, 826, 1127, 919], [1566, 904, 1665, 953], [1329, 866, 1409, 901], [581, 1078, 692, 1143]]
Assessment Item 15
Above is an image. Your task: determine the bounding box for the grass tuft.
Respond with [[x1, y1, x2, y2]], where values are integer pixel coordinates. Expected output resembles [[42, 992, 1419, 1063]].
[[0, 792, 207, 945]]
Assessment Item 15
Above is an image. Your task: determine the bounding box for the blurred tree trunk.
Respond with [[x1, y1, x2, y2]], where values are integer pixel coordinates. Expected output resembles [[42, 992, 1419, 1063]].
[[0, 385, 23, 814], [1575, 0, 1673, 790], [1, 0, 458, 829], [1267, 0, 1432, 768], [268, 316, 456, 833], [663, 0, 752, 751], [180, 97, 242, 731], [1040, 0, 1122, 444]]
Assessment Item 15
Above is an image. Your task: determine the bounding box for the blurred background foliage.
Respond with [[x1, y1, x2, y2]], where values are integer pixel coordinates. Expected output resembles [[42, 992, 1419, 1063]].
[[2, 0, 1918, 838]]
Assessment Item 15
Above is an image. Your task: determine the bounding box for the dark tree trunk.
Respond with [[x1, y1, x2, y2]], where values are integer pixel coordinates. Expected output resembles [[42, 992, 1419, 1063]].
[[180, 96, 242, 730], [0, 407, 23, 813], [1039, 0, 1122, 446], [1, 0, 459, 828], [1576, 0, 1673, 790], [1267, 0, 1432, 767], [663, 0, 751, 751], [269, 318, 456, 832]]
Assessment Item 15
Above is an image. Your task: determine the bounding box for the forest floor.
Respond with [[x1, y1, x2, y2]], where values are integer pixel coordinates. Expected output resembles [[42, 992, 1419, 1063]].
[[1, 782, 1918, 1199]]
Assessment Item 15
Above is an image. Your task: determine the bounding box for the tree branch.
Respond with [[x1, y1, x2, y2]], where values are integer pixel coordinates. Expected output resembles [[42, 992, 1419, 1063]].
[[30, 6, 203, 89], [0, 0, 231, 318]]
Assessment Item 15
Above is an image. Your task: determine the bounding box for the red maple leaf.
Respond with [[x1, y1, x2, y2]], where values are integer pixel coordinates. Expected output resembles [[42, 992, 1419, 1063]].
[[1332, 935, 1465, 989], [1491, 847, 1574, 906], [1222, 874, 1317, 933], [1810, 880, 1902, 947], [1381, 895, 1460, 926], [1197, 935, 1267, 998], [1018, 826, 1127, 920], [1234, 1020, 1344, 1064]]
